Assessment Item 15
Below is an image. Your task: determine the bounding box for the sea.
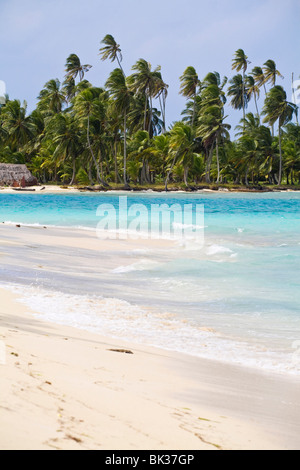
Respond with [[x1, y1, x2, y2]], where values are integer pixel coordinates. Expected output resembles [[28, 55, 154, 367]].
[[1, 190, 300, 376]]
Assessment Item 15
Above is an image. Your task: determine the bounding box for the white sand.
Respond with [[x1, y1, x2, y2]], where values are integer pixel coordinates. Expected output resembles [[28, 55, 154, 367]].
[[1, 286, 300, 450]]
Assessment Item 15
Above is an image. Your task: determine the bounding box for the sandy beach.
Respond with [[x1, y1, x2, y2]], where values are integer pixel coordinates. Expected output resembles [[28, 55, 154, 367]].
[[1, 218, 300, 450], [2, 285, 300, 451], [1, 184, 298, 195]]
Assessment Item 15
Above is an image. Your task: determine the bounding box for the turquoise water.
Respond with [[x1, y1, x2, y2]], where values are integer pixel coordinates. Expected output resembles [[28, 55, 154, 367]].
[[1, 191, 300, 374]]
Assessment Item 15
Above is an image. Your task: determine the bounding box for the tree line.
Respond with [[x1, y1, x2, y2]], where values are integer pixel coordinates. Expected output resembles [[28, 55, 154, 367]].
[[0, 36, 299, 190]]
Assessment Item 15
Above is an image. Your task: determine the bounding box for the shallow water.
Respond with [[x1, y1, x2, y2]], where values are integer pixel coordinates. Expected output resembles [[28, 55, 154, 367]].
[[1, 191, 300, 375]]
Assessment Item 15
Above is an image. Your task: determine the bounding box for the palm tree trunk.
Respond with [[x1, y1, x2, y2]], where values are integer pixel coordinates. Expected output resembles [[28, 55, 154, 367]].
[[148, 96, 153, 136], [245, 165, 249, 187], [205, 144, 214, 183], [117, 57, 125, 77], [123, 111, 129, 187], [242, 71, 246, 131], [99, 149, 104, 182], [112, 140, 121, 184], [254, 94, 260, 123], [216, 138, 220, 183], [192, 94, 196, 127], [165, 154, 177, 191], [278, 123, 282, 185], [70, 158, 76, 185], [87, 114, 105, 185], [143, 95, 148, 131], [88, 161, 93, 185], [183, 166, 189, 187], [158, 94, 166, 133], [263, 83, 267, 95], [292, 73, 299, 125]]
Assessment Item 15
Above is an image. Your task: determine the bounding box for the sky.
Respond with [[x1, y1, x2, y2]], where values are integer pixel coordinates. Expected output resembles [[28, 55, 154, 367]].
[[0, 0, 299, 136]]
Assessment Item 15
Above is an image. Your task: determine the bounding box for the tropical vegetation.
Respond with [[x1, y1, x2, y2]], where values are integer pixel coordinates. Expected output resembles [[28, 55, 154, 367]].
[[0, 39, 299, 190]]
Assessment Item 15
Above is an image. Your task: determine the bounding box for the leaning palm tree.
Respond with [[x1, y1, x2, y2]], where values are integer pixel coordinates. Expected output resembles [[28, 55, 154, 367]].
[[37, 79, 66, 115], [99, 34, 124, 75], [1, 100, 36, 152], [291, 73, 299, 125], [46, 113, 82, 185], [153, 74, 169, 133], [179, 66, 201, 126], [262, 85, 297, 185], [165, 122, 196, 190], [106, 68, 133, 186], [235, 112, 260, 139], [62, 77, 76, 103], [128, 59, 162, 133], [250, 66, 267, 94], [263, 60, 283, 87], [232, 49, 250, 123], [65, 53, 92, 83], [228, 74, 249, 122], [202, 71, 228, 97], [246, 75, 260, 120], [197, 103, 230, 183], [73, 88, 107, 186]]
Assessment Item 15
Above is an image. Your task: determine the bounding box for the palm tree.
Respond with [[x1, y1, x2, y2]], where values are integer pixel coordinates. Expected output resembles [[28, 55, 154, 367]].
[[127, 130, 152, 184], [181, 94, 202, 126], [246, 75, 260, 120], [62, 77, 76, 104], [235, 112, 260, 138], [1, 100, 36, 152], [228, 74, 249, 122], [150, 133, 170, 180], [179, 67, 200, 126], [250, 66, 267, 94], [99, 34, 124, 75], [165, 122, 196, 190], [263, 60, 283, 87], [197, 103, 230, 183], [106, 68, 133, 186], [46, 113, 82, 185], [73, 88, 107, 186], [128, 59, 162, 133], [232, 49, 250, 123], [37, 79, 66, 115], [262, 86, 297, 184], [153, 74, 168, 133], [202, 72, 227, 96], [291, 73, 299, 125], [65, 53, 92, 83]]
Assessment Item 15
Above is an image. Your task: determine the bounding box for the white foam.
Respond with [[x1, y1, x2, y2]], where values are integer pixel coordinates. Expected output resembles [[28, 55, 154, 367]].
[[205, 244, 233, 256], [112, 259, 161, 274], [2, 281, 300, 376]]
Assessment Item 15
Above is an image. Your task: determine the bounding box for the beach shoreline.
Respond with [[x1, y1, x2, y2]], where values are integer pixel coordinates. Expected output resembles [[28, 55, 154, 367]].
[[1, 184, 299, 195], [1, 197, 300, 450], [1, 285, 300, 450]]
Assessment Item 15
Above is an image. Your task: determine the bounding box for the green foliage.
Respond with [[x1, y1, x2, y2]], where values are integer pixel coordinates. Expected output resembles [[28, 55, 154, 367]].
[[0, 41, 299, 189], [76, 168, 90, 185]]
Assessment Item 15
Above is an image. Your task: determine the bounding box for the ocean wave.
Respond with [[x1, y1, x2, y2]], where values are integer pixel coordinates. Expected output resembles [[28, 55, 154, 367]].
[[205, 244, 234, 256], [112, 259, 161, 274]]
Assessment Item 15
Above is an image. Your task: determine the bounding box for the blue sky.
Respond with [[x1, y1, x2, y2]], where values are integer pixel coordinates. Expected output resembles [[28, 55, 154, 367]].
[[0, 0, 299, 135]]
